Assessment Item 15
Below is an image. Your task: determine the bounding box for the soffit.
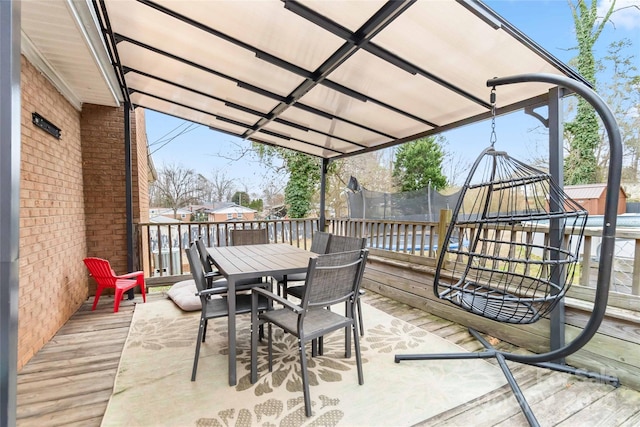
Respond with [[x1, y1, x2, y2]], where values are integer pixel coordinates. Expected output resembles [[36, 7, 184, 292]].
[[21, 0, 121, 109]]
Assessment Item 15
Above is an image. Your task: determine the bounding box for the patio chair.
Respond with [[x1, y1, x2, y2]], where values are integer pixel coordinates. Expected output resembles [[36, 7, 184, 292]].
[[273, 231, 331, 297], [286, 234, 367, 336], [230, 228, 268, 246], [185, 245, 269, 381], [250, 249, 368, 417], [83, 257, 146, 313], [229, 228, 272, 288], [194, 237, 269, 292]]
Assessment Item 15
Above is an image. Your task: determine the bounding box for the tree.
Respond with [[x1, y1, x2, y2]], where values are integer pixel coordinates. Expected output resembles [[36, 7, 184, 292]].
[[209, 171, 235, 202], [232, 191, 251, 207], [150, 163, 203, 215], [253, 144, 322, 218], [596, 39, 640, 182], [249, 198, 264, 212], [564, 0, 616, 184], [392, 136, 447, 191]]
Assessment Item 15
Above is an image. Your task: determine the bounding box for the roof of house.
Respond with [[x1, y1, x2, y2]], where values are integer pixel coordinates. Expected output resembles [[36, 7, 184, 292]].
[[149, 215, 181, 224], [210, 203, 257, 214], [565, 184, 627, 200]]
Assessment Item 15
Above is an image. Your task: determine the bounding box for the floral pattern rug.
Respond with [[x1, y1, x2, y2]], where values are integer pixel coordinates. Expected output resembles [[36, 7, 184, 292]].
[[101, 298, 505, 426]]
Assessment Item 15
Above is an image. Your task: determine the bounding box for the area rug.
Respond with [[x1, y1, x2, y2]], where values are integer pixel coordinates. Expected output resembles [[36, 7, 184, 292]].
[[101, 298, 506, 427]]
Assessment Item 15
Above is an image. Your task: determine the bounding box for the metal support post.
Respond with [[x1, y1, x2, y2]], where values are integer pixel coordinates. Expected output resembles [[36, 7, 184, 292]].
[[0, 1, 21, 425]]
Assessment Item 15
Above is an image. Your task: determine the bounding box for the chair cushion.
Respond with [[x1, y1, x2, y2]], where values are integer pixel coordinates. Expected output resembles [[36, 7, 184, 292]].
[[167, 280, 201, 311]]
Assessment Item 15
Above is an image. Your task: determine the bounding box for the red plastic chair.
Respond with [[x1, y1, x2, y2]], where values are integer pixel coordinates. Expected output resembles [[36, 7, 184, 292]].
[[83, 257, 146, 312]]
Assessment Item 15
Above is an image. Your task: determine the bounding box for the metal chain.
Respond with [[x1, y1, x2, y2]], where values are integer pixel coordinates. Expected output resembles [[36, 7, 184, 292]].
[[490, 87, 497, 147]]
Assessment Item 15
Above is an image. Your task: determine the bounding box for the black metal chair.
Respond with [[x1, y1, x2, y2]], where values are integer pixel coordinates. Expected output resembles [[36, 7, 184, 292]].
[[185, 245, 269, 381], [250, 249, 368, 417]]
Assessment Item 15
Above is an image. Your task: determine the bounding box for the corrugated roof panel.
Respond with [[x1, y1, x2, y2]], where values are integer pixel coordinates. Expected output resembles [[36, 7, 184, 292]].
[[155, 0, 346, 72], [92, 0, 589, 159]]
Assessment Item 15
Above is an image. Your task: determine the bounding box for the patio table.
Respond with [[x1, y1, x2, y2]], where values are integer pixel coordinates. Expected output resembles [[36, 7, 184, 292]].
[[207, 243, 315, 385]]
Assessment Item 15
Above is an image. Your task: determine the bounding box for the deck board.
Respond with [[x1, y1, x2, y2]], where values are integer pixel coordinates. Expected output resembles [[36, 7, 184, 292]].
[[15, 291, 640, 426]]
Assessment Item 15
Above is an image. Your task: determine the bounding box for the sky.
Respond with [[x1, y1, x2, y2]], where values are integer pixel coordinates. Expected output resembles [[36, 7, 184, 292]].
[[146, 0, 640, 194]]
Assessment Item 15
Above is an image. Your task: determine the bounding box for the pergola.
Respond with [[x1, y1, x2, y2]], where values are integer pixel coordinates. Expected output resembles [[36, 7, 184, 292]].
[[0, 1, 621, 425]]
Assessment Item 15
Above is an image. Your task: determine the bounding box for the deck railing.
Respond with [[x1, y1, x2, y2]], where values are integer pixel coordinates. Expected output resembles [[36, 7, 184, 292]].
[[328, 218, 640, 297], [136, 218, 320, 281], [136, 217, 640, 296]]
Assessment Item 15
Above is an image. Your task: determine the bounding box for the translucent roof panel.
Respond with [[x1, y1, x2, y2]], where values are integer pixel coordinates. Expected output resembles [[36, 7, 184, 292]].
[[98, 0, 586, 159]]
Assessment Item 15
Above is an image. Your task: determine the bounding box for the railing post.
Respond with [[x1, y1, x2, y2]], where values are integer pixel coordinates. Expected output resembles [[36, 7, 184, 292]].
[[581, 235, 592, 287], [436, 209, 452, 261], [633, 238, 640, 295]]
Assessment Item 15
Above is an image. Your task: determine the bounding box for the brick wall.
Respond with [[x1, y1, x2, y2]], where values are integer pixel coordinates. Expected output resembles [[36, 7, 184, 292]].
[[134, 108, 151, 274], [81, 106, 150, 289], [18, 57, 88, 368], [18, 57, 151, 369]]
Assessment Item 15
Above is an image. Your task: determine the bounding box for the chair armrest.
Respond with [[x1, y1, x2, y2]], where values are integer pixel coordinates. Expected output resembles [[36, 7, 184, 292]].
[[252, 287, 303, 313], [197, 287, 227, 297], [116, 271, 144, 280]]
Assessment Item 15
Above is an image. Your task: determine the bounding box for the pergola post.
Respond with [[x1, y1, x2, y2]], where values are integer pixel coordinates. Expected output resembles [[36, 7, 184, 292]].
[[0, 1, 21, 425], [319, 158, 329, 232], [548, 86, 566, 361], [124, 103, 134, 298]]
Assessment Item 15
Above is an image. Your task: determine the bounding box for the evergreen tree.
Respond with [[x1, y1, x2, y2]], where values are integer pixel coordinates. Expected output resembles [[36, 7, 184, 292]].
[[392, 137, 447, 192]]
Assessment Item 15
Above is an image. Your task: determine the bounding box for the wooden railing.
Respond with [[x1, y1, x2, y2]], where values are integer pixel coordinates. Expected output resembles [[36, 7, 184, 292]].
[[328, 218, 640, 297], [135, 216, 640, 296], [136, 218, 320, 282]]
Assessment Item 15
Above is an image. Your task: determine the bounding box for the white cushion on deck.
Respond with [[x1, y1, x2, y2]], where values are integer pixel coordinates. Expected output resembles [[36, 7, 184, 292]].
[[167, 280, 201, 311]]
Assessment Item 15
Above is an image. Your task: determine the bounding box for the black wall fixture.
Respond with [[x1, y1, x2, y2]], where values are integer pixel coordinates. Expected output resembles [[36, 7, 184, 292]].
[[32, 113, 61, 139]]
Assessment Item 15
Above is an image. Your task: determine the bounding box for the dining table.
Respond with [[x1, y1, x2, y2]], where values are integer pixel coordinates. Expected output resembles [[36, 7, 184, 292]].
[[207, 243, 315, 386]]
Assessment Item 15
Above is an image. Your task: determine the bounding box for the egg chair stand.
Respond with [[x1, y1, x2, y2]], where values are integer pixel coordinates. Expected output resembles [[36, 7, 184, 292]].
[[395, 74, 623, 427]]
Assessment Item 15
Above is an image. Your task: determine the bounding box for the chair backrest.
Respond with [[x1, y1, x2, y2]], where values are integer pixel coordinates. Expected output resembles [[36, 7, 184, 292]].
[[83, 257, 117, 287], [185, 245, 206, 294], [310, 231, 331, 254], [194, 238, 214, 274], [326, 235, 366, 253], [231, 228, 268, 246], [302, 249, 368, 309]]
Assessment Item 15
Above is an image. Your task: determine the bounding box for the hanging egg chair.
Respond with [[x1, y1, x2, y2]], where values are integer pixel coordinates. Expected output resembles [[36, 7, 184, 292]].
[[435, 146, 587, 324], [396, 74, 623, 427]]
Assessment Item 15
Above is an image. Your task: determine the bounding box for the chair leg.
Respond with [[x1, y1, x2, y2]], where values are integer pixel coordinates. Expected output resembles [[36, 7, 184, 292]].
[[251, 311, 259, 384], [268, 323, 273, 372], [202, 319, 208, 343], [139, 281, 147, 303], [357, 297, 364, 336], [113, 288, 124, 313], [353, 321, 364, 385], [91, 287, 104, 311], [299, 340, 312, 417], [191, 316, 206, 381]]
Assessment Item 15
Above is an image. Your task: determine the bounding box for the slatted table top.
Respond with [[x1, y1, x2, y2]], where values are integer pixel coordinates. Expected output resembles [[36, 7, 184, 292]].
[[207, 243, 315, 279]]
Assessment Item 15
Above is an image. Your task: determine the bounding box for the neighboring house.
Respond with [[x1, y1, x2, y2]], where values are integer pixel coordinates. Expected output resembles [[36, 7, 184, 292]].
[[149, 207, 192, 221], [209, 203, 257, 222], [565, 184, 627, 215]]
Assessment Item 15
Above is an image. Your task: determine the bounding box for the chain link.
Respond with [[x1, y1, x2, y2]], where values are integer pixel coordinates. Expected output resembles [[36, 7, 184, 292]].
[[490, 87, 497, 147]]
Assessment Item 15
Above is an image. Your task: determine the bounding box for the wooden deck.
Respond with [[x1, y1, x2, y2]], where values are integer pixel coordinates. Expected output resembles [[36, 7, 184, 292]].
[[16, 290, 640, 426]]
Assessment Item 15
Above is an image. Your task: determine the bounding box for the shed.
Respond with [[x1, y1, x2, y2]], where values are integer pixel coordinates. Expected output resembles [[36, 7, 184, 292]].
[[564, 184, 627, 215]]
